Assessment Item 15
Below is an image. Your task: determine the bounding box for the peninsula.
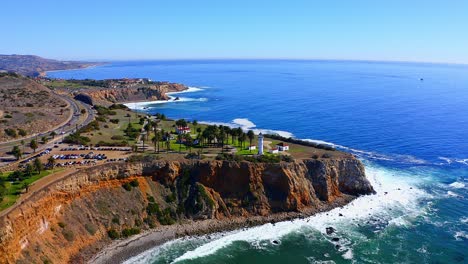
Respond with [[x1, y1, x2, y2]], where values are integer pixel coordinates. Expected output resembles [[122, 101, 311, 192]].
[[0, 56, 375, 264]]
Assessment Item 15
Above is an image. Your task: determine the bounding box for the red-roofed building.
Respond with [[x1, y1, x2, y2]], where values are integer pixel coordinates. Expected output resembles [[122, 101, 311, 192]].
[[176, 126, 191, 134], [276, 142, 289, 151]]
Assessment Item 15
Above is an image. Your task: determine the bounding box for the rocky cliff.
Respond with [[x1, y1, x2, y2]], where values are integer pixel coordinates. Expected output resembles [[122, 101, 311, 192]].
[[74, 82, 187, 106], [0, 157, 374, 264]]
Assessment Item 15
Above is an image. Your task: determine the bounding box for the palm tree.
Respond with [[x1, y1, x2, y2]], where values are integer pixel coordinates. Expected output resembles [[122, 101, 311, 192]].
[[239, 132, 247, 149], [33, 158, 44, 174], [247, 130, 255, 152], [177, 134, 183, 153], [11, 146, 22, 160], [185, 134, 193, 153], [30, 139, 38, 153], [47, 156, 56, 169], [235, 128, 243, 147], [152, 131, 161, 153], [165, 132, 171, 152]]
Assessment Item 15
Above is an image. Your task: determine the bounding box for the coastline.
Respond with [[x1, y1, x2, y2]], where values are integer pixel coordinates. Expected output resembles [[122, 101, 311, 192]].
[[89, 196, 355, 264], [42, 62, 107, 77], [123, 86, 204, 109]]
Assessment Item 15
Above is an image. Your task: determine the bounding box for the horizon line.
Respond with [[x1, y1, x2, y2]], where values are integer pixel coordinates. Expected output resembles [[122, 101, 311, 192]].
[[3, 53, 468, 67]]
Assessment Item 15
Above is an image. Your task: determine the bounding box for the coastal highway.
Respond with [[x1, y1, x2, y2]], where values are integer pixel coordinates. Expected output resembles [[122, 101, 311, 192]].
[[0, 95, 95, 164]]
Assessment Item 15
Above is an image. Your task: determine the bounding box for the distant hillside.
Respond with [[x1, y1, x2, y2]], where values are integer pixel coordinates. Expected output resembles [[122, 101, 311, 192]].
[[0, 73, 71, 142], [0, 54, 99, 77]]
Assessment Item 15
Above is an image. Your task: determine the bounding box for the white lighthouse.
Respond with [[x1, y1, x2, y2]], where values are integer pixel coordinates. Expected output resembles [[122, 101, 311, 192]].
[[258, 133, 264, 155]]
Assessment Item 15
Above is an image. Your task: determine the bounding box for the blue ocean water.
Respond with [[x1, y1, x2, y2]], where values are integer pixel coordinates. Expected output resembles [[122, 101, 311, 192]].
[[49, 60, 468, 263]]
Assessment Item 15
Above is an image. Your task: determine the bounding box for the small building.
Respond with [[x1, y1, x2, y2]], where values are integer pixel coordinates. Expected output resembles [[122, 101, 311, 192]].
[[248, 145, 256, 150], [176, 126, 191, 134], [276, 142, 289, 151], [269, 148, 279, 154]]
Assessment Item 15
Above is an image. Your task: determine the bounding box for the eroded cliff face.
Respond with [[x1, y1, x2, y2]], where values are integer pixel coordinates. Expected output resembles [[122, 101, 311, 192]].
[[0, 157, 374, 264], [74, 82, 187, 106]]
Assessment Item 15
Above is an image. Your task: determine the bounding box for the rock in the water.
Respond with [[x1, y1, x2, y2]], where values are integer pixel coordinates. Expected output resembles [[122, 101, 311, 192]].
[[332, 237, 340, 242], [326, 227, 336, 235]]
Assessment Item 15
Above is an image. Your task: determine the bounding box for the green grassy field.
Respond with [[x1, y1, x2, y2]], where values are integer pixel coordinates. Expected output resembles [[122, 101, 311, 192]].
[[0, 169, 63, 211]]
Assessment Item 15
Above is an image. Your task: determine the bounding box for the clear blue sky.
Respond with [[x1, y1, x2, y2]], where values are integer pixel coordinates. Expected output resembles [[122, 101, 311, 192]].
[[2, 0, 468, 63]]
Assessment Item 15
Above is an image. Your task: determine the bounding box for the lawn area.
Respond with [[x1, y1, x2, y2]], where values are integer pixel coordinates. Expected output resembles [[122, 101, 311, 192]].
[[0, 168, 63, 211], [82, 109, 143, 145]]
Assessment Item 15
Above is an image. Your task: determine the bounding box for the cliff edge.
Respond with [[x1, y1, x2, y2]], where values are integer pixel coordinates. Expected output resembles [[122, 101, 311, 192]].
[[0, 157, 374, 263]]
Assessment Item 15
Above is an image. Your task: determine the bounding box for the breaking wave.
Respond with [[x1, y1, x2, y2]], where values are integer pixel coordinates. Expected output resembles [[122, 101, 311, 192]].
[[199, 118, 294, 138], [128, 164, 431, 263]]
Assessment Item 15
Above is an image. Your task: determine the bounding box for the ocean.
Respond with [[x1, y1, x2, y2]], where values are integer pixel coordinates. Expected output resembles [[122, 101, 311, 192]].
[[48, 60, 468, 263]]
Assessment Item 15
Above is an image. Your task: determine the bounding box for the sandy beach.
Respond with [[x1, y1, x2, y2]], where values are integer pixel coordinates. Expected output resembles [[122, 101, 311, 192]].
[[90, 196, 354, 264]]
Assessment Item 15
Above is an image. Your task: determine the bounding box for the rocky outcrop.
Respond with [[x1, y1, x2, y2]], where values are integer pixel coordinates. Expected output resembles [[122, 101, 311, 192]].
[[74, 82, 187, 106], [0, 157, 374, 264]]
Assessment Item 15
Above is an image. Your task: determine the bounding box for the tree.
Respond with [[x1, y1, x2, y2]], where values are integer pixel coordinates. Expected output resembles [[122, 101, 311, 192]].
[[247, 130, 255, 151], [175, 119, 188, 128], [239, 132, 247, 149], [11, 145, 22, 160], [177, 134, 183, 153], [33, 158, 44, 174], [18, 129, 27, 137], [47, 156, 56, 169], [152, 131, 161, 153], [0, 178, 6, 202], [41, 136, 48, 144], [24, 164, 34, 177], [196, 127, 202, 136], [29, 139, 38, 153], [22, 182, 30, 193], [50, 131, 57, 138], [184, 134, 193, 153], [235, 128, 243, 147]]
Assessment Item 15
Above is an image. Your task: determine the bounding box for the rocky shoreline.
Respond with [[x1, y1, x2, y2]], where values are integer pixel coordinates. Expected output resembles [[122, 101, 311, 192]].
[[90, 196, 354, 264]]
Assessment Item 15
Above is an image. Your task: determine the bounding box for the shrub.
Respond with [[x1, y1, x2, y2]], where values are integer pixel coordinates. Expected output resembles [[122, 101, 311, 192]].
[[84, 223, 97, 235], [109, 119, 120, 124], [111, 135, 125, 140], [107, 229, 120, 240], [112, 216, 120, 224], [109, 104, 129, 110], [121, 228, 141, 238], [129, 179, 139, 187], [4, 128, 17, 137], [58, 222, 66, 228], [63, 133, 90, 145], [122, 182, 132, 191], [18, 129, 27, 137], [4, 114, 12, 119], [62, 229, 74, 242]]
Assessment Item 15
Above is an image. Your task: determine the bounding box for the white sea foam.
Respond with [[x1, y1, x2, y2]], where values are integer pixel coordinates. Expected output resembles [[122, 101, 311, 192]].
[[125, 86, 206, 110], [342, 249, 353, 260], [170, 164, 430, 263], [449, 181, 465, 189], [167, 86, 204, 95], [446, 191, 464, 198], [460, 217, 468, 224], [454, 231, 468, 241]]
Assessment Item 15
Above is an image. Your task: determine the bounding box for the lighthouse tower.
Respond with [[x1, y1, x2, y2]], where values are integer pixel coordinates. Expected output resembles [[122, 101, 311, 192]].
[[258, 133, 264, 155]]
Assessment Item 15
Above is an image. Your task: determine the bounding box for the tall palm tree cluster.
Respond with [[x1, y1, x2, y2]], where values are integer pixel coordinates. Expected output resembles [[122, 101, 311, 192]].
[[140, 117, 256, 154]]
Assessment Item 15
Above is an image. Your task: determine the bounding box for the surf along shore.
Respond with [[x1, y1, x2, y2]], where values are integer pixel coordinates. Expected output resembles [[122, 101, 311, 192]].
[[91, 197, 353, 264]]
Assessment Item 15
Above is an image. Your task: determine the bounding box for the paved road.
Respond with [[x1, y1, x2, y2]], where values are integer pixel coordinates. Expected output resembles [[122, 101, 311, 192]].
[[0, 95, 95, 165]]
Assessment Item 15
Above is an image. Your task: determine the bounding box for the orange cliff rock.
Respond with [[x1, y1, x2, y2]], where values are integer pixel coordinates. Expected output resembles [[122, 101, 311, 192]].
[[73, 82, 187, 106], [0, 157, 374, 264]]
